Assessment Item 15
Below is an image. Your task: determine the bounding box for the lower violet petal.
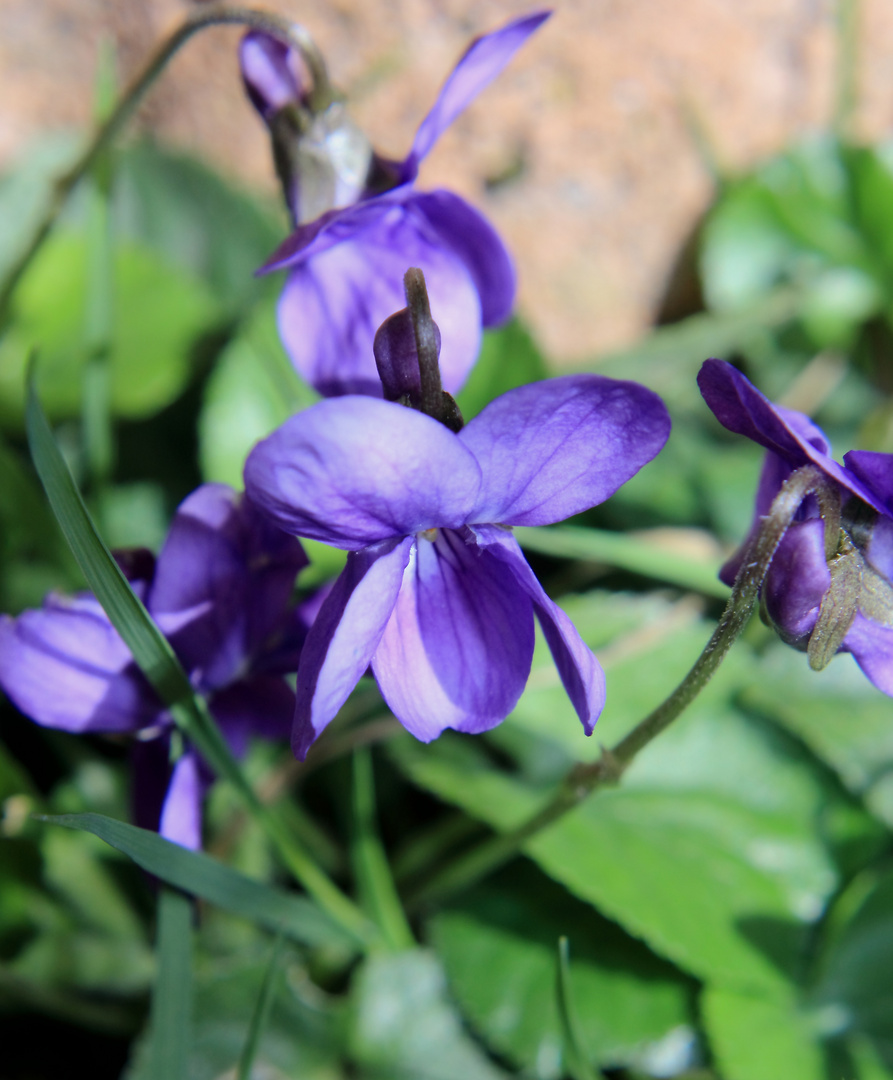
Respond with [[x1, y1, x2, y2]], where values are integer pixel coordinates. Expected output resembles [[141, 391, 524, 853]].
[[293, 536, 413, 759], [372, 528, 535, 742], [844, 613, 893, 698], [159, 752, 204, 851], [475, 525, 606, 734], [762, 519, 830, 646], [0, 595, 161, 734]]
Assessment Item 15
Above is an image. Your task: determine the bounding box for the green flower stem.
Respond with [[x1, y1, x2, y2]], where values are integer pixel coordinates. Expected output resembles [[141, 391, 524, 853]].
[[409, 464, 835, 910], [0, 4, 331, 323]]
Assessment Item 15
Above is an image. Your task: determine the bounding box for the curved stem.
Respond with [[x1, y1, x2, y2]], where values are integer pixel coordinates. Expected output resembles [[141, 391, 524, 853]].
[[408, 465, 833, 910], [0, 4, 331, 322]]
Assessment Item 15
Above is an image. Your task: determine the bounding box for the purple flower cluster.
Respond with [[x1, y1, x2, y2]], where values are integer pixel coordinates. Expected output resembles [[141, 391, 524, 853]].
[[699, 359, 893, 695], [242, 12, 550, 397], [1, 13, 678, 845], [0, 485, 308, 847]]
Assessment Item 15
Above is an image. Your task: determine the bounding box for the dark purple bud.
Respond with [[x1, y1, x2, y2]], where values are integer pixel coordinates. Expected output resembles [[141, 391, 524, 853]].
[[373, 308, 426, 405]]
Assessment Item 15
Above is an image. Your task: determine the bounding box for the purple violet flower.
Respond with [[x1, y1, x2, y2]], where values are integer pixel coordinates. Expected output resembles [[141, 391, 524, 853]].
[[244, 371, 670, 759], [244, 11, 551, 398], [0, 484, 308, 847], [698, 358, 893, 695]]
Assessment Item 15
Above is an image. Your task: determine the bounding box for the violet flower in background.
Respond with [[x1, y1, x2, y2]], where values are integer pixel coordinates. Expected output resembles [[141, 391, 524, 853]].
[[245, 367, 670, 759], [698, 358, 893, 695], [0, 484, 308, 848], [243, 11, 550, 397]]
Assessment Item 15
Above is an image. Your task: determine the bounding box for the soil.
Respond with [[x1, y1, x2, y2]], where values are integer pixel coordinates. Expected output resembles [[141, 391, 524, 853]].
[[3, 0, 893, 361]]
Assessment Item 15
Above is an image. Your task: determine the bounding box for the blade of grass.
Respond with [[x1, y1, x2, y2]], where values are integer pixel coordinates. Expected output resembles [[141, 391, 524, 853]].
[[147, 887, 193, 1080], [236, 934, 285, 1080], [25, 369, 374, 946], [556, 937, 598, 1080], [41, 813, 354, 948], [352, 749, 415, 951]]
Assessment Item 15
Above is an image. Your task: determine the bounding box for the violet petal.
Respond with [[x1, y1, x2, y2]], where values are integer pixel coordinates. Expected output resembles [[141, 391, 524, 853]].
[[239, 30, 307, 119], [211, 676, 295, 752], [150, 484, 306, 692], [293, 536, 414, 759], [0, 595, 160, 734], [244, 396, 482, 549], [843, 449, 893, 517], [475, 525, 605, 733], [698, 359, 886, 513], [159, 752, 204, 851], [403, 11, 552, 180], [762, 520, 830, 644], [371, 528, 535, 741], [275, 199, 482, 397], [459, 375, 670, 527], [412, 190, 515, 326]]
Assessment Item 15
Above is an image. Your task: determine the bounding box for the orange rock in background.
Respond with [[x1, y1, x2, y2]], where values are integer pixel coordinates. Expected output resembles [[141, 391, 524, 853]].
[[2, 0, 893, 362]]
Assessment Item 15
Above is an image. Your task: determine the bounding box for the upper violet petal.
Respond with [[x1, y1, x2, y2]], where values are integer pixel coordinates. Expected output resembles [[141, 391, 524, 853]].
[[371, 528, 535, 741], [293, 536, 413, 759], [403, 11, 552, 179], [244, 396, 482, 548], [0, 594, 161, 734], [459, 375, 670, 526], [275, 199, 482, 396], [698, 359, 886, 513], [412, 190, 515, 326], [843, 450, 893, 517], [159, 752, 204, 851], [475, 525, 605, 733], [239, 30, 307, 119]]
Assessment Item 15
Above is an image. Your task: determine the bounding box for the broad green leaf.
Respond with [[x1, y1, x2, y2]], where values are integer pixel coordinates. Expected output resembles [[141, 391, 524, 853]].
[[741, 645, 893, 827], [392, 591, 845, 993], [1, 230, 219, 425], [429, 866, 693, 1076], [515, 524, 729, 599], [198, 297, 318, 490], [113, 140, 284, 308], [456, 318, 549, 419], [42, 813, 353, 948], [702, 985, 826, 1080], [146, 888, 192, 1080], [348, 949, 511, 1079]]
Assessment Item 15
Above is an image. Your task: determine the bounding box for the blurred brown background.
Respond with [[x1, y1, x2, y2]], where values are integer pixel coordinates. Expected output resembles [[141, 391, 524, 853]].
[[3, 0, 893, 361]]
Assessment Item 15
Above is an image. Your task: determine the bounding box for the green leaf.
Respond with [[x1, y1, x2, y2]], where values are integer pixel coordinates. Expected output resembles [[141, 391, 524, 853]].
[[348, 949, 511, 1079], [429, 865, 693, 1075], [1, 231, 220, 425], [515, 524, 729, 599], [456, 318, 549, 419], [392, 591, 845, 994], [351, 749, 414, 951], [113, 140, 284, 308], [702, 985, 826, 1080], [741, 645, 893, 828], [198, 297, 318, 490], [41, 813, 353, 948], [146, 888, 193, 1080]]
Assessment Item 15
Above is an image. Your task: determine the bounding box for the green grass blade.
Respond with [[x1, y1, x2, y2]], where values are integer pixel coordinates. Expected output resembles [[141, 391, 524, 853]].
[[516, 524, 729, 599], [351, 749, 415, 951], [147, 887, 192, 1080], [25, 371, 374, 944], [40, 813, 355, 949], [556, 937, 599, 1080], [236, 935, 285, 1080]]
